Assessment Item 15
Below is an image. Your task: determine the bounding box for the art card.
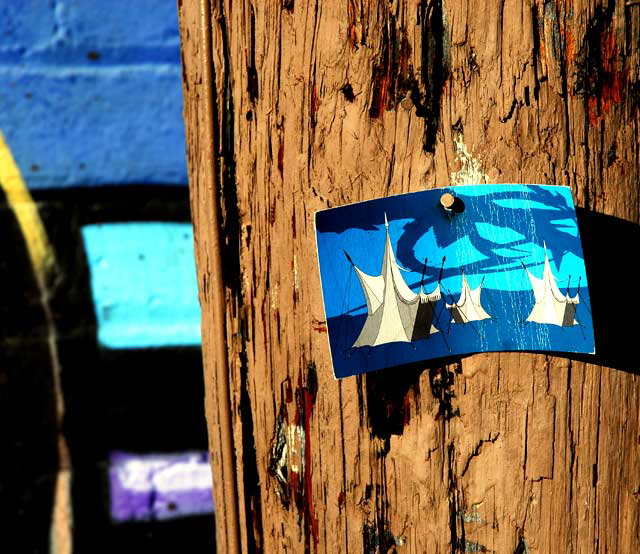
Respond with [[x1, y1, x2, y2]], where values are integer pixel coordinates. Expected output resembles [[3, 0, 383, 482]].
[[315, 184, 594, 378]]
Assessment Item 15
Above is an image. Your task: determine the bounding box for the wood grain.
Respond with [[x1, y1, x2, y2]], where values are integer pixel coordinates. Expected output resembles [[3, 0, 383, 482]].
[[178, 0, 640, 551]]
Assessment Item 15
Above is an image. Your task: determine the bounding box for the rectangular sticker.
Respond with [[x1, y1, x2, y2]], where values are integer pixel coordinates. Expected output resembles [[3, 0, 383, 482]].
[[315, 184, 594, 378]]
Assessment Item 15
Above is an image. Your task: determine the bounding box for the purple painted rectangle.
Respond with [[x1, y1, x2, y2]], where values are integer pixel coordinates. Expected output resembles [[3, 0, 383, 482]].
[[109, 451, 214, 522]]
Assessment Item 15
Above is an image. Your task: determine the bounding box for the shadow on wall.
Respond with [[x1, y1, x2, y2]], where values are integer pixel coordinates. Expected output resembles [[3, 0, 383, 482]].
[[573, 208, 640, 372], [0, 186, 215, 554], [0, 190, 59, 554]]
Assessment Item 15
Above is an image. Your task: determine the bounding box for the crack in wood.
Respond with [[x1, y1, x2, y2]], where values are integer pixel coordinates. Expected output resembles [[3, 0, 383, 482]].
[[213, 2, 264, 551], [460, 432, 501, 478]]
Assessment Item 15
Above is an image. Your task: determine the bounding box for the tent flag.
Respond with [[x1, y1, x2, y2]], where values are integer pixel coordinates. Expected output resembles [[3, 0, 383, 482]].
[[348, 213, 441, 348], [523, 243, 580, 326]]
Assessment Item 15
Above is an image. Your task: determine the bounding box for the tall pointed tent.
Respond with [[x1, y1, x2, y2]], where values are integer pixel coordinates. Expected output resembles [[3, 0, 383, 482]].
[[446, 272, 491, 323], [523, 244, 579, 326], [350, 214, 441, 348]]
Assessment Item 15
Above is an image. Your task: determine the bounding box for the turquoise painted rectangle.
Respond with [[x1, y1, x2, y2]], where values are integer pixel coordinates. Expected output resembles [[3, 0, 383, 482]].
[[82, 222, 201, 349]]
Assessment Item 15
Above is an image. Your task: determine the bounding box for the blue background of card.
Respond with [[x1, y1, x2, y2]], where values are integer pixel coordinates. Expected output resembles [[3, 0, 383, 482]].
[[315, 184, 595, 378]]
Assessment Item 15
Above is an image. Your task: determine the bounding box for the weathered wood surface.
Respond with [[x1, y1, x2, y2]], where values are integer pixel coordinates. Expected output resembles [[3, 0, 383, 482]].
[[178, 0, 640, 552]]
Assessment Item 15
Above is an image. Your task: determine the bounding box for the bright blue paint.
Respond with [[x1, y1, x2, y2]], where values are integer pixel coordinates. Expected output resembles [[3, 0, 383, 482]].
[[0, 65, 186, 188], [0, 1, 180, 64], [63, 1, 181, 55], [81, 223, 201, 349], [0, 2, 57, 55], [0, 1, 186, 188]]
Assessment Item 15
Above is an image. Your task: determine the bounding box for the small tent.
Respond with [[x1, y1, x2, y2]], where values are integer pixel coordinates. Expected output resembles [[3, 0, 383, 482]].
[[349, 215, 441, 348], [523, 245, 579, 326], [446, 272, 491, 324]]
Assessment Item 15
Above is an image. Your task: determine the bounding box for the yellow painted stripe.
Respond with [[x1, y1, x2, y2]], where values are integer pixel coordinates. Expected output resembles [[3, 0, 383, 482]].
[[0, 131, 56, 285]]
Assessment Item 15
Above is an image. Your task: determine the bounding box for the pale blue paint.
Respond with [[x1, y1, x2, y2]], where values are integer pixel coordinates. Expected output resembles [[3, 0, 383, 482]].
[[81, 223, 201, 349], [475, 222, 526, 244], [492, 198, 561, 211]]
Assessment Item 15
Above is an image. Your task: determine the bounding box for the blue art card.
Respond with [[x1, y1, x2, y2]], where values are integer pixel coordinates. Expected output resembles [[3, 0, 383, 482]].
[[315, 184, 594, 378]]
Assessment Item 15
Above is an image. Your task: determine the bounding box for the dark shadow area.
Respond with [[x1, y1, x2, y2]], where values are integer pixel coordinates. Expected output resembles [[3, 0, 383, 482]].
[[31, 185, 192, 225], [365, 362, 423, 440], [0, 190, 58, 553], [0, 193, 49, 340], [68, 346, 209, 453], [103, 515, 216, 553], [61, 341, 214, 554], [0, 345, 58, 554], [571, 208, 640, 373], [2, 186, 215, 553], [365, 355, 463, 440]]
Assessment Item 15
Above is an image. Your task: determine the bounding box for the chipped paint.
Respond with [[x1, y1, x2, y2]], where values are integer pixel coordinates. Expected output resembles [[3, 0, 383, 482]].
[[298, 367, 319, 548], [311, 84, 319, 127], [293, 254, 299, 295], [560, 25, 576, 65], [515, 536, 530, 553], [268, 404, 290, 507], [277, 132, 285, 178], [366, 3, 449, 151], [268, 368, 318, 547], [311, 318, 328, 333], [450, 135, 488, 185], [363, 521, 402, 554], [459, 508, 486, 524], [464, 540, 489, 552], [287, 422, 305, 473], [586, 26, 628, 124], [347, 0, 358, 48], [573, 4, 629, 124]]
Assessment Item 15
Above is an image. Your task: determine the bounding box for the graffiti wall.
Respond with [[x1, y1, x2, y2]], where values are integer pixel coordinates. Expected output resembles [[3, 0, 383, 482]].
[[0, 3, 214, 552]]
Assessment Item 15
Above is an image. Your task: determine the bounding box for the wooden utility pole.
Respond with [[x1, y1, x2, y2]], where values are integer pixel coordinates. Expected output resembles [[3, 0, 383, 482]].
[[178, 1, 640, 552]]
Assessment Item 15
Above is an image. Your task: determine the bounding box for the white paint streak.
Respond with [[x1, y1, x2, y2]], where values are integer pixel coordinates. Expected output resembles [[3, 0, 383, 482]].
[[451, 135, 489, 185], [115, 453, 213, 493], [287, 422, 305, 473]]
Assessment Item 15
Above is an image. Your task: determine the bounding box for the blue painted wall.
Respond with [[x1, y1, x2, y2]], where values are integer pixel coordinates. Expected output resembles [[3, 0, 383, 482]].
[[0, 1, 187, 189]]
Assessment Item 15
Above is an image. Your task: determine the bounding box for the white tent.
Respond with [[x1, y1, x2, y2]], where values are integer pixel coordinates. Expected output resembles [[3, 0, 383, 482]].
[[446, 272, 491, 324], [524, 245, 579, 326], [350, 214, 441, 348]]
